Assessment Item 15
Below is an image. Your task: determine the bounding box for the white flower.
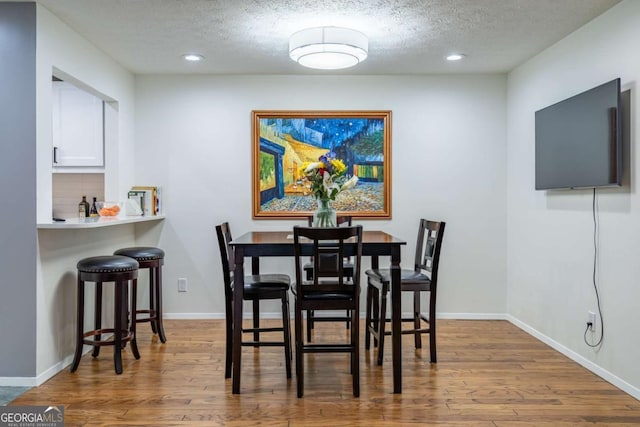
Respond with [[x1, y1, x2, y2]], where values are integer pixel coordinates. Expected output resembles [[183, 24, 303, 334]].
[[322, 170, 341, 197], [340, 175, 359, 191], [304, 162, 323, 174]]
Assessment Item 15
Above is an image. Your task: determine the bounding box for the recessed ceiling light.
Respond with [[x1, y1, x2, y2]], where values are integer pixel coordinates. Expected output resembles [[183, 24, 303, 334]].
[[446, 53, 465, 61], [182, 53, 204, 62]]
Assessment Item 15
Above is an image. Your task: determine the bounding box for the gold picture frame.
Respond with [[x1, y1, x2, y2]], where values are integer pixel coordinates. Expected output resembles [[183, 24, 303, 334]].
[[252, 110, 392, 219]]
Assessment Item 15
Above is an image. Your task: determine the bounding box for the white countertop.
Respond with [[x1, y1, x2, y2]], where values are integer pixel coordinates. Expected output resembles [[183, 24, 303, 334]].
[[37, 215, 165, 229]]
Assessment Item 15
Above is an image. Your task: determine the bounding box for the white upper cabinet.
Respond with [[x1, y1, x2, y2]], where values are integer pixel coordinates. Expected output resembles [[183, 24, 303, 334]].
[[52, 81, 104, 167]]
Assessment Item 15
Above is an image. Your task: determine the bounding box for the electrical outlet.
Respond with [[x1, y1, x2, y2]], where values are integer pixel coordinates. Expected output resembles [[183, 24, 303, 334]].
[[587, 311, 596, 331], [178, 278, 188, 292]]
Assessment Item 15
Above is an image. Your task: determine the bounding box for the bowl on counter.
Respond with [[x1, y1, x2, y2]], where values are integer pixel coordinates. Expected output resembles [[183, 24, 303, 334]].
[[96, 201, 122, 217]]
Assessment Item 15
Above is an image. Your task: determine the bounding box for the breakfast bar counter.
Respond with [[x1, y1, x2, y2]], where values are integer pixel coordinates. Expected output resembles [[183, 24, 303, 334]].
[[37, 215, 165, 229]]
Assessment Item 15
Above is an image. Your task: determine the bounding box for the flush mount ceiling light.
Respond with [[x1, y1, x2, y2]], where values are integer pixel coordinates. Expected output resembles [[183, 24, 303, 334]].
[[182, 53, 204, 62], [289, 26, 368, 70]]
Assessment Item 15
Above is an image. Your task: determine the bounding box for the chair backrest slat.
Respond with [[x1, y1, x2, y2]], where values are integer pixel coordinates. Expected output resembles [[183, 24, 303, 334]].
[[315, 244, 343, 280], [306, 216, 354, 270], [294, 225, 363, 296], [414, 219, 446, 287]]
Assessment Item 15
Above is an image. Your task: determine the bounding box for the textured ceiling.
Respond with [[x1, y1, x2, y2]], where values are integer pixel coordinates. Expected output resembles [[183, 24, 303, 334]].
[[32, 0, 621, 75]]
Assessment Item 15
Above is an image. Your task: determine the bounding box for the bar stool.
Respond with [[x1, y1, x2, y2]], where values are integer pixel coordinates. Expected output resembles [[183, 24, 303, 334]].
[[71, 255, 140, 374], [114, 247, 167, 343]]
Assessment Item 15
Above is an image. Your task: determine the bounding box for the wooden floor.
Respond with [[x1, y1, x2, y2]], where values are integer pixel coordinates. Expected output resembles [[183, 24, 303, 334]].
[[11, 319, 640, 426]]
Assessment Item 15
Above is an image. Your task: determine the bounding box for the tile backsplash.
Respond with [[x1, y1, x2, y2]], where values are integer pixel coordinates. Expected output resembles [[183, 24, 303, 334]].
[[52, 173, 105, 218]]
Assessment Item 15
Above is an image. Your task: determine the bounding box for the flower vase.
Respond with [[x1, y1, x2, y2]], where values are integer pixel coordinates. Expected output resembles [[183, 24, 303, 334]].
[[313, 198, 337, 227]]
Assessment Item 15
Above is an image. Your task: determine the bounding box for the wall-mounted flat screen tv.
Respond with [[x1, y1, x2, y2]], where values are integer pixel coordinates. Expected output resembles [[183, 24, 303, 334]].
[[535, 78, 621, 190]]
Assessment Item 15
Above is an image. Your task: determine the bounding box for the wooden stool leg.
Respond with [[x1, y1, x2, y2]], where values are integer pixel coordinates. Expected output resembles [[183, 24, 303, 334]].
[[129, 278, 140, 359], [149, 269, 158, 334], [92, 282, 102, 357], [120, 281, 129, 350], [154, 265, 167, 343], [113, 281, 124, 374], [71, 278, 85, 373]]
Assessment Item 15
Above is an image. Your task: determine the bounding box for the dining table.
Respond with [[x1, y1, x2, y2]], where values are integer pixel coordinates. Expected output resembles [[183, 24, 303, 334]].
[[229, 229, 407, 394]]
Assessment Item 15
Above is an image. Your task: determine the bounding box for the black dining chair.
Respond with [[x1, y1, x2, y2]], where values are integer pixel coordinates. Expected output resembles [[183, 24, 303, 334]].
[[303, 216, 354, 341], [292, 225, 363, 397], [215, 222, 292, 383], [364, 219, 446, 366]]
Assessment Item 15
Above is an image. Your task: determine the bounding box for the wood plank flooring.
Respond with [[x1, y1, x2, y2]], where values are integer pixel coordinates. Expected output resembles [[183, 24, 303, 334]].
[[10, 319, 640, 426]]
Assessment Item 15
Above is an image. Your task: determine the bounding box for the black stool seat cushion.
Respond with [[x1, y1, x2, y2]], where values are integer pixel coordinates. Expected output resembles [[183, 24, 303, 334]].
[[77, 255, 139, 273], [114, 246, 165, 261]]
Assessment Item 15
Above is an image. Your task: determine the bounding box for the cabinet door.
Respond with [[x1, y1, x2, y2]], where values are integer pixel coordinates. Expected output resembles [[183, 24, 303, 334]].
[[52, 81, 104, 167]]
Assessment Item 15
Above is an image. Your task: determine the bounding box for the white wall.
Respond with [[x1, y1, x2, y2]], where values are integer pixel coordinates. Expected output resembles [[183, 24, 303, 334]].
[[507, 0, 640, 398], [35, 5, 138, 379], [134, 74, 508, 318]]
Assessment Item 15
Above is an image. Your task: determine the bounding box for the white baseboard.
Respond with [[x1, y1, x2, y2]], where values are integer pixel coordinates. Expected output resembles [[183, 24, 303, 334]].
[[34, 354, 74, 386], [507, 314, 640, 401], [0, 352, 81, 387], [164, 313, 224, 320], [437, 312, 507, 320]]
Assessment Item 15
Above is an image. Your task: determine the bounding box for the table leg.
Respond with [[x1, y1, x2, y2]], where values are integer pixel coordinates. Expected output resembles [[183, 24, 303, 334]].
[[390, 246, 402, 393], [232, 247, 245, 394]]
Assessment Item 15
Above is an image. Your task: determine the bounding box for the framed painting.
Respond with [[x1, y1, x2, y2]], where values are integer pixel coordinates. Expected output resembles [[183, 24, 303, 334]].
[[252, 110, 392, 219]]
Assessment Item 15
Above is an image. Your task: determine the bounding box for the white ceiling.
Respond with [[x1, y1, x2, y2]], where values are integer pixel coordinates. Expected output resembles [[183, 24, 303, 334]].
[[32, 0, 621, 75]]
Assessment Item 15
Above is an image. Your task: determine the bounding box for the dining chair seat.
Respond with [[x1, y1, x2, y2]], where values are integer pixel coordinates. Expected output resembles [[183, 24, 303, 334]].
[[365, 269, 431, 287], [295, 289, 355, 300], [241, 274, 290, 297]]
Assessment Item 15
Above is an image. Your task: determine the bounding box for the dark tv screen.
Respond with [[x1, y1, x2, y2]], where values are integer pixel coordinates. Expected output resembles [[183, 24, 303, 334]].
[[535, 78, 621, 190]]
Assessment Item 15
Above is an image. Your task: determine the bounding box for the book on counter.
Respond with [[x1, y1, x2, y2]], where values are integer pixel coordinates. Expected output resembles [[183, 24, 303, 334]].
[[128, 186, 161, 216], [127, 190, 146, 215]]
